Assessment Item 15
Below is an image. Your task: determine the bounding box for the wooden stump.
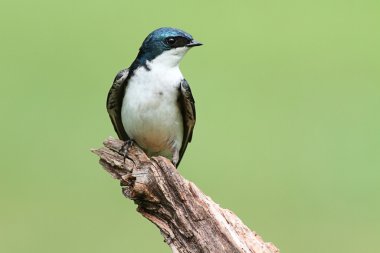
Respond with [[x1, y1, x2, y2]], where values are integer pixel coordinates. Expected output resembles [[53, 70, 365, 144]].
[[92, 137, 280, 253]]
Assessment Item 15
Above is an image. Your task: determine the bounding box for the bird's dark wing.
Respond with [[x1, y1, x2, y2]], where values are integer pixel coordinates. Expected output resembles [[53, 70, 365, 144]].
[[177, 79, 196, 166], [106, 68, 130, 141]]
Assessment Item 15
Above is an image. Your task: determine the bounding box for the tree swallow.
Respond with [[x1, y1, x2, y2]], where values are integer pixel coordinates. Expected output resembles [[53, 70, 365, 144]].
[[106, 27, 202, 167]]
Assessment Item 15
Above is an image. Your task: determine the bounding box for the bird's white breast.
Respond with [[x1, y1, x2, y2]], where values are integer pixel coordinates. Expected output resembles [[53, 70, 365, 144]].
[[121, 49, 187, 158]]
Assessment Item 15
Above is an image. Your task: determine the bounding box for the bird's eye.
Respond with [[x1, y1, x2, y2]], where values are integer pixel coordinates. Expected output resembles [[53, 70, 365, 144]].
[[166, 37, 177, 46]]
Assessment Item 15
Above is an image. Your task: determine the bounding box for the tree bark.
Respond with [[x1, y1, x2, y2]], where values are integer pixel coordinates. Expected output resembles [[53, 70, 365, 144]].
[[92, 137, 280, 253]]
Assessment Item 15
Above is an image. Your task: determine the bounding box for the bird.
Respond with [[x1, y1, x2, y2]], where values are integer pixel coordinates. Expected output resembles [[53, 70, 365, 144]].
[[106, 27, 202, 167]]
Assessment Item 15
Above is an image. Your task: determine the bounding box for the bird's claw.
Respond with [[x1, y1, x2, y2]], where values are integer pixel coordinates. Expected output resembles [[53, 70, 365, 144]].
[[119, 140, 135, 163]]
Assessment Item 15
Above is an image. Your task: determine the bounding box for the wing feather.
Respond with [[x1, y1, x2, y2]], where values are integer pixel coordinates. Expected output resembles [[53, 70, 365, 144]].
[[177, 79, 196, 166], [106, 68, 130, 141]]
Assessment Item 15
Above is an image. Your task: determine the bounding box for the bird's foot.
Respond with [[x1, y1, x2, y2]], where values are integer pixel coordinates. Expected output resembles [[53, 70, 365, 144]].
[[119, 139, 135, 162]]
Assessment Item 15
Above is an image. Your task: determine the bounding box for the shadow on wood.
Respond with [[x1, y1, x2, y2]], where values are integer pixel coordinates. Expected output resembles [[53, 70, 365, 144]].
[[92, 137, 280, 253]]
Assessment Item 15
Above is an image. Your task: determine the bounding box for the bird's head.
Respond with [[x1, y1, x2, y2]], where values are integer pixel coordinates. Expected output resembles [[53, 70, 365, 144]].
[[134, 27, 202, 69]]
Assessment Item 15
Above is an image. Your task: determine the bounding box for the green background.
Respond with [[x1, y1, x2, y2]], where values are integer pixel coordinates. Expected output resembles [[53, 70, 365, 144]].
[[1, 0, 379, 252]]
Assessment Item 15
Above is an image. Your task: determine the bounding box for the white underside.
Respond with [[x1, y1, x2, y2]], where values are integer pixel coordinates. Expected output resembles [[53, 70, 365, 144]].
[[121, 47, 189, 159]]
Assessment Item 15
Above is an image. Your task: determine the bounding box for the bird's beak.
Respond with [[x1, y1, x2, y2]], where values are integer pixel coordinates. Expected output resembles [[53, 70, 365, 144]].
[[187, 40, 203, 47]]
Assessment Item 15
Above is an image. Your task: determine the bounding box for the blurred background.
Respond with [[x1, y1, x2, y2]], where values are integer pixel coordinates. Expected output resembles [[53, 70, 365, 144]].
[[0, 0, 379, 252]]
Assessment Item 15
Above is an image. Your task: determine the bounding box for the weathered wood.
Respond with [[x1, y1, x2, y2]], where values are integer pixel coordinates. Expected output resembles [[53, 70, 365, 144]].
[[92, 137, 280, 253]]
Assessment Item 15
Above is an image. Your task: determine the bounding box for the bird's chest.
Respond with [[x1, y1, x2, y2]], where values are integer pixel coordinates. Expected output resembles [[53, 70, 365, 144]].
[[125, 67, 182, 107], [120, 66, 184, 152]]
